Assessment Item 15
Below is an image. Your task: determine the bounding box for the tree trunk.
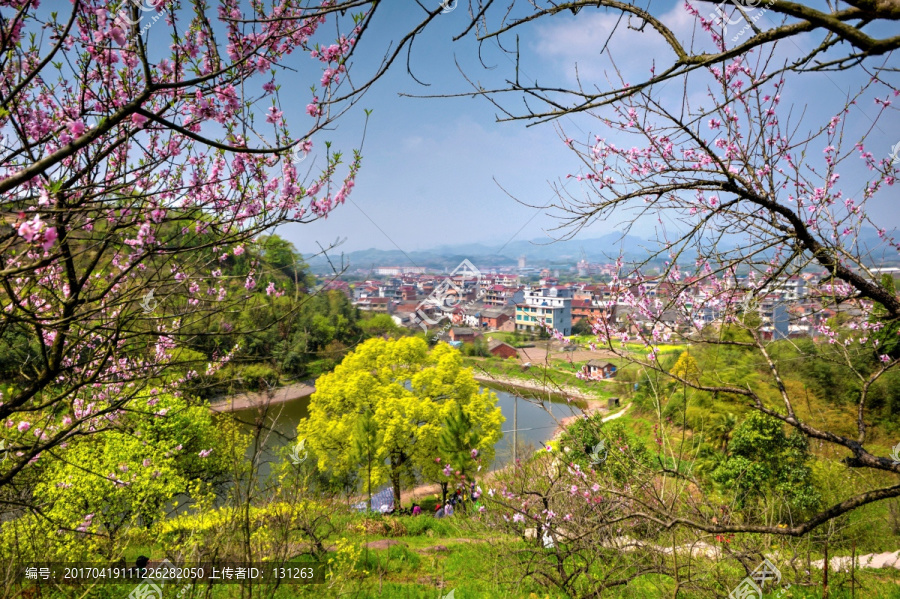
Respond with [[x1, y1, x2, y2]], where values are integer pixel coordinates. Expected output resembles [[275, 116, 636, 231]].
[[390, 453, 403, 510], [367, 458, 373, 512]]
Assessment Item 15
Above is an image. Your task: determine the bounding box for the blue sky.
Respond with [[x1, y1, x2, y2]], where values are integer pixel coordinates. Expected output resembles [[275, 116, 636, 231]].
[[273, 1, 899, 258]]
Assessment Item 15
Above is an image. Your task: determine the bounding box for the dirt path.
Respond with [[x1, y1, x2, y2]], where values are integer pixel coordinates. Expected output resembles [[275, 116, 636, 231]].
[[550, 402, 630, 438], [812, 551, 900, 571], [516, 345, 619, 364], [603, 403, 631, 422], [209, 381, 316, 413]]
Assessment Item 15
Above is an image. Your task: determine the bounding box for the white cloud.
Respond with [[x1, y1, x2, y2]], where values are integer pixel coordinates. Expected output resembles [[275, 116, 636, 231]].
[[531, 5, 699, 85]]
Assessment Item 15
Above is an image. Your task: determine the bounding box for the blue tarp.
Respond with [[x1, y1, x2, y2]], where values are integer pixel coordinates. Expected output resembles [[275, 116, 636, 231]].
[[352, 486, 395, 513]]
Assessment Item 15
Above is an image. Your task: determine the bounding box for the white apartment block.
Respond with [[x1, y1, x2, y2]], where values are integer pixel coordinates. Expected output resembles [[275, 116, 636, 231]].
[[515, 287, 572, 336], [373, 266, 427, 276]]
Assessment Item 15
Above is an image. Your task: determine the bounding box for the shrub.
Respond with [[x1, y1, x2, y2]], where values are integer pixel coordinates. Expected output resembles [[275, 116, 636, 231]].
[[401, 516, 434, 536], [356, 517, 407, 537], [240, 363, 280, 390]]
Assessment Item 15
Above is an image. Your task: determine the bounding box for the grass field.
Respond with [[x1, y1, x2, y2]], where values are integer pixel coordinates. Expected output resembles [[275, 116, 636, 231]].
[[64, 507, 900, 599], [567, 336, 688, 354]]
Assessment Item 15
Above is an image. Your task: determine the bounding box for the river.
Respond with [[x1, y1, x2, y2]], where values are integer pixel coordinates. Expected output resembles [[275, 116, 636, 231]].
[[230, 386, 580, 475]]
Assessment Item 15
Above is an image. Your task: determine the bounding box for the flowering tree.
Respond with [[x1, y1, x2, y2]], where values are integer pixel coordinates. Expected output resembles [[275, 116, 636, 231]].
[[0, 392, 237, 563], [0, 0, 395, 498], [482, 435, 673, 597], [419, 5, 900, 590], [432, 1, 900, 120], [549, 41, 900, 534]]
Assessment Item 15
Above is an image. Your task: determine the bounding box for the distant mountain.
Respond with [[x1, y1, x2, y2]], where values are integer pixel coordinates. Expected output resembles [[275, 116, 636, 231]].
[[304, 227, 900, 274], [307, 248, 517, 273], [304, 232, 654, 273], [433, 232, 655, 263]]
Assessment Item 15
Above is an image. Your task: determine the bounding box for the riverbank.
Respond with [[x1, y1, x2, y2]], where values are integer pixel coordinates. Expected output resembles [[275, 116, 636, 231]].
[[209, 381, 316, 412], [550, 401, 631, 438], [210, 372, 607, 413], [473, 372, 606, 407]]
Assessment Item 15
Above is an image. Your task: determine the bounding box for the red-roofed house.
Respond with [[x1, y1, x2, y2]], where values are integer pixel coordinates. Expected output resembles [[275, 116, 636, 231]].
[[488, 339, 518, 359]]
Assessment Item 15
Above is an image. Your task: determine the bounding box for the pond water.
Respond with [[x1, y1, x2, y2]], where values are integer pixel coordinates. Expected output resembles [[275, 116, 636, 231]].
[[229, 386, 582, 476]]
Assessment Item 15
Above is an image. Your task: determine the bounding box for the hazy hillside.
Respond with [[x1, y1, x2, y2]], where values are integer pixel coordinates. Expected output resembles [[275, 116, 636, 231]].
[[305, 227, 900, 274], [305, 232, 653, 273]]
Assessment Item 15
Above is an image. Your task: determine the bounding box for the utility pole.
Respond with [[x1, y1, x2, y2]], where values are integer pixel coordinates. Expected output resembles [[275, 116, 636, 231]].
[[503, 398, 545, 464], [513, 395, 518, 463]]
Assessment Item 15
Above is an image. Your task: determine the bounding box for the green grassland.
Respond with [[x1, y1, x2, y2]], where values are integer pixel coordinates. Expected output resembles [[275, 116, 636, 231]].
[[17, 337, 900, 599]]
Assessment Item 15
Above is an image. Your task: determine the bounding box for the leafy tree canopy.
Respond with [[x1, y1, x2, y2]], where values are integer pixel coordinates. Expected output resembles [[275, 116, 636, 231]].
[[298, 338, 503, 506], [711, 412, 820, 516], [1, 393, 241, 562]]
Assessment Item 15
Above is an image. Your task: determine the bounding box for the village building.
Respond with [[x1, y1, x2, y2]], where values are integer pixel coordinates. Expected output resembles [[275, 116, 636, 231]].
[[487, 339, 518, 359], [479, 306, 515, 330], [356, 297, 395, 314], [583, 360, 617, 379], [448, 327, 480, 343], [515, 286, 573, 335]]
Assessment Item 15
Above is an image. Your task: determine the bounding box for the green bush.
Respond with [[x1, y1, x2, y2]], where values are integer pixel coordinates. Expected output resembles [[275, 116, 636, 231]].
[[661, 391, 687, 422], [463, 337, 490, 357], [304, 358, 333, 378], [710, 411, 820, 517], [240, 363, 280, 390], [357, 543, 421, 575]]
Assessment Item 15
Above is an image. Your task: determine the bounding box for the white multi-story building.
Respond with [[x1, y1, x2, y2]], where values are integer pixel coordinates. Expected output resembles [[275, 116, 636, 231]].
[[768, 276, 807, 301], [483, 285, 525, 307], [515, 287, 572, 335], [374, 266, 427, 276]]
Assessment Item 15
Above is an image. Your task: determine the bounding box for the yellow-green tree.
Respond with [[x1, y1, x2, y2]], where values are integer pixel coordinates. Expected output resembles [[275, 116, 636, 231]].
[[669, 351, 701, 384], [0, 392, 240, 563], [298, 337, 503, 508]]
